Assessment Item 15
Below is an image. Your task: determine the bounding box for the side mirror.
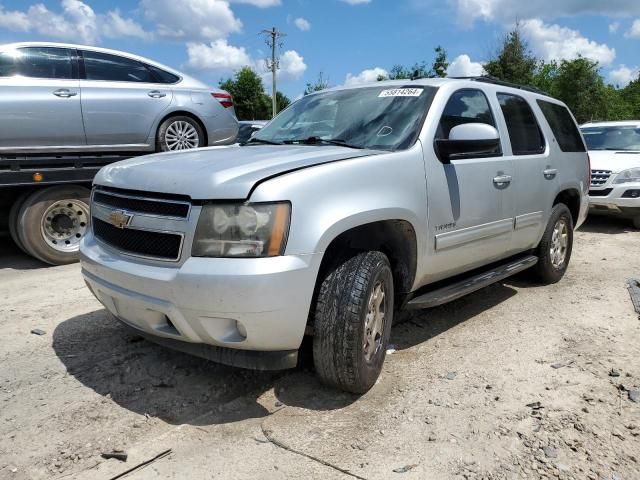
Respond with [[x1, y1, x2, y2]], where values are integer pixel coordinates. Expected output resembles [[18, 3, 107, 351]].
[[435, 123, 501, 163]]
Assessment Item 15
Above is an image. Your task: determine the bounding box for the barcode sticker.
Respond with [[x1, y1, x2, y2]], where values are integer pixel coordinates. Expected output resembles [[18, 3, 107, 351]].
[[378, 88, 423, 98]]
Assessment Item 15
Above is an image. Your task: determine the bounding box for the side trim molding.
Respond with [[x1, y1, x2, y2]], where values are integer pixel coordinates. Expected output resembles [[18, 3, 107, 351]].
[[435, 218, 513, 251], [514, 211, 544, 230]]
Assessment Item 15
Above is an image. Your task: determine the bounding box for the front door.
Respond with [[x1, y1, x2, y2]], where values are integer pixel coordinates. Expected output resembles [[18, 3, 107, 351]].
[[425, 88, 515, 281], [0, 46, 85, 149], [79, 50, 172, 147]]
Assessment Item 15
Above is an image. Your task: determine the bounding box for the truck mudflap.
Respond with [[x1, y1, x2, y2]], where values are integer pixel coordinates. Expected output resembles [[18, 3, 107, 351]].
[[118, 319, 299, 371]]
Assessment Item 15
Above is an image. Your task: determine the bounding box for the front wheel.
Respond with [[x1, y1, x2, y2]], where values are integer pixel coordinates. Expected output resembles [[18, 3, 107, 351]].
[[157, 116, 205, 152], [533, 203, 574, 284], [632, 216, 640, 230], [312, 251, 394, 394]]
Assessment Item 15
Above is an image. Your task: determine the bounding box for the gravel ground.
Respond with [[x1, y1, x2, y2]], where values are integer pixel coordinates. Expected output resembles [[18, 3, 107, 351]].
[[1, 216, 639, 480]]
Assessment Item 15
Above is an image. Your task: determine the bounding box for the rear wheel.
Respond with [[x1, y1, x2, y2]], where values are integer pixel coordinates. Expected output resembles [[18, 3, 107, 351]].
[[157, 116, 205, 152], [532, 203, 574, 284], [8, 191, 32, 254], [312, 251, 394, 394], [632, 216, 640, 230], [16, 186, 90, 265]]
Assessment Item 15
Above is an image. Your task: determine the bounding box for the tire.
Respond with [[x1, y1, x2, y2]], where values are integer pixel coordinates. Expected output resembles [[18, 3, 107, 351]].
[[16, 185, 90, 265], [532, 203, 574, 284], [8, 190, 32, 254], [312, 251, 394, 394], [156, 116, 206, 152], [632, 216, 640, 230]]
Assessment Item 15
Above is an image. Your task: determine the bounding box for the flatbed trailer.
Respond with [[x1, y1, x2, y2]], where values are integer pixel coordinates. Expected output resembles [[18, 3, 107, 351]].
[[1, 153, 133, 265]]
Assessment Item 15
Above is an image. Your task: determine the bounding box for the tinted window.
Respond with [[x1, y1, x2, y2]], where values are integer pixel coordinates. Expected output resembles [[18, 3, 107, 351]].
[[147, 65, 180, 84], [580, 126, 640, 151], [497, 93, 545, 155], [0, 47, 73, 79], [536, 100, 586, 152], [82, 51, 154, 82], [437, 89, 496, 139]]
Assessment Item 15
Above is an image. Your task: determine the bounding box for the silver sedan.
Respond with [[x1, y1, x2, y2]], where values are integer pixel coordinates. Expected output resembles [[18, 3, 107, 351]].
[[0, 42, 239, 153]]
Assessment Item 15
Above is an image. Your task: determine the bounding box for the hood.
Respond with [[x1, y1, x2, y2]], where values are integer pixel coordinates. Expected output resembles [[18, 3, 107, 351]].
[[589, 150, 640, 173], [94, 145, 380, 200]]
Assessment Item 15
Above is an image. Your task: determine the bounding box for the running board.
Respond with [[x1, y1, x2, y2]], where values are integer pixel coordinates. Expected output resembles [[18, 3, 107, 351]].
[[406, 255, 538, 310]]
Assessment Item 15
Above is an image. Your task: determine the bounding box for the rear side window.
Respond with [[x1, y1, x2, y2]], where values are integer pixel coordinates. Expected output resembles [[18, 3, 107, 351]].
[[147, 65, 180, 84], [0, 47, 74, 79], [536, 100, 586, 152], [82, 51, 154, 83], [497, 93, 545, 155], [437, 89, 497, 139]]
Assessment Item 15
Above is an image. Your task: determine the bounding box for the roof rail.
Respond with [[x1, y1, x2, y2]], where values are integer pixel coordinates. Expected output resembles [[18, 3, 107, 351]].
[[449, 75, 547, 95]]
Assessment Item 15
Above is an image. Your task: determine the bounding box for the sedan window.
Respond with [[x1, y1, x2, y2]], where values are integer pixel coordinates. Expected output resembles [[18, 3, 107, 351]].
[[82, 51, 154, 83], [0, 47, 74, 79]]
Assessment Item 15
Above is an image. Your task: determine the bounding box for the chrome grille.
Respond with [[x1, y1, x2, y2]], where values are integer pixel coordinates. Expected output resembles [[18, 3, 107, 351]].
[[590, 170, 612, 187], [92, 187, 191, 219]]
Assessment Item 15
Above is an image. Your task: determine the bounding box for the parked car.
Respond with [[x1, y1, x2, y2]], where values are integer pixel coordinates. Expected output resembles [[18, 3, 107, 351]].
[[80, 77, 589, 393], [0, 42, 239, 153], [580, 121, 640, 229], [236, 121, 268, 144]]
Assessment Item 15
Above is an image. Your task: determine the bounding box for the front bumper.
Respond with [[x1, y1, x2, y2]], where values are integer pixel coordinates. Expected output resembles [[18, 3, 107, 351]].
[[589, 183, 640, 218], [80, 232, 321, 363]]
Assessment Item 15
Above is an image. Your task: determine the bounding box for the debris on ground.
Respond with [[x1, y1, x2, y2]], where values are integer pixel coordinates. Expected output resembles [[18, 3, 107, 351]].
[[609, 368, 621, 377], [30, 328, 46, 336], [629, 390, 640, 403], [626, 278, 640, 314], [101, 450, 128, 462], [446, 372, 457, 380], [393, 464, 418, 473]]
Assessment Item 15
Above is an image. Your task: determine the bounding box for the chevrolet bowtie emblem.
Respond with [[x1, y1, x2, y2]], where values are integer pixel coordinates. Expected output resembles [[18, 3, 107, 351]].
[[108, 210, 133, 229]]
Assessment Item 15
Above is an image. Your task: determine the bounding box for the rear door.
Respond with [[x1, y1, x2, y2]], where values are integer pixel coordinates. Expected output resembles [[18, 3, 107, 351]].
[[426, 88, 515, 279], [495, 92, 551, 251], [0, 46, 85, 149], [79, 50, 173, 146]]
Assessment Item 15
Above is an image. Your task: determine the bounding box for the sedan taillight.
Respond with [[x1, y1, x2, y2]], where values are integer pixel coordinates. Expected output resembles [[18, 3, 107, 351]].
[[212, 92, 233, 109]]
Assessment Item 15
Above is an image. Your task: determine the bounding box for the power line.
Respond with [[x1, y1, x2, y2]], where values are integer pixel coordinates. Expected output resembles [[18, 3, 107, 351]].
[[261, 26, 286, 118]]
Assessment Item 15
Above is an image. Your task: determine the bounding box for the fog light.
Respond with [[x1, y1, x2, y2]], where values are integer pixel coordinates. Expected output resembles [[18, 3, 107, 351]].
[[236, 320, 247, 339], [33, 172, 43, 182], [622, 189, 640, 199]]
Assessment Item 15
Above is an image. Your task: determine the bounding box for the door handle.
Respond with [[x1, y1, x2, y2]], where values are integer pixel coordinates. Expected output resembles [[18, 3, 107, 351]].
[[493, 174, 512, 186], [543, 168, 558, 179], [53, 89, 77, 98], [148, 90, 167, 98]]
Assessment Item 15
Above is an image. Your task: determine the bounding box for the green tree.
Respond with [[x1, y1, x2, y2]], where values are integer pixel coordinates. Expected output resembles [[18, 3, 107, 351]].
[[551, 57, 607, 124], [219, 67, 270, 120], [621, 77, 640, 119], [304, 71, 331, 95], [431, 45, 449, 78], [269, 91, 291, 116], [484, 26, 537, 85]]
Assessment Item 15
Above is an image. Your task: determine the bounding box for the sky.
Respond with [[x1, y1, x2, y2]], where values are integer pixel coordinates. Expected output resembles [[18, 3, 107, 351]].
[[1, 0, 640, 99]]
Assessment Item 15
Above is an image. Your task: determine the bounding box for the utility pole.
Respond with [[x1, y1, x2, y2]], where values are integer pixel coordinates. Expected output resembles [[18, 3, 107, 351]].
[[261, 26, 286, 118]]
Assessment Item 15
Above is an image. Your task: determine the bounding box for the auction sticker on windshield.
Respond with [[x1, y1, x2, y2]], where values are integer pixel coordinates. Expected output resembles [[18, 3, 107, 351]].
[[378, 88, 423, 98]]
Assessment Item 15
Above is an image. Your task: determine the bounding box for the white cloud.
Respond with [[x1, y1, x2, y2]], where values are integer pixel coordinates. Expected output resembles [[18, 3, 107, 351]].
[[294, 17, 311, 31], [141, 0, 242, 42], [608, 65, 640, 86], [609, 21, 620, 34], [186, 40, 252, 71], [344, 67, 388, 86], [520, 19, 616, 65], [0, 0, 150, 44], [446, 54, 485, 77], [278, 50, 307, 80], [450, 0, 640, 26], [340, 0, 371, 4], [625, 19, 640, 38]]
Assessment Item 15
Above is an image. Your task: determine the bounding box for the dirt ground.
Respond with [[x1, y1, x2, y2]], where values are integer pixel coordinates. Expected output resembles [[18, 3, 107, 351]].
[[1, 216, 639, 480]]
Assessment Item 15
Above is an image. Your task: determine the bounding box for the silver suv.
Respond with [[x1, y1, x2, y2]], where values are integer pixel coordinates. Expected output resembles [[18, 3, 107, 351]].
[[80, 78, 589, 393], [0, 42, 238, 153]]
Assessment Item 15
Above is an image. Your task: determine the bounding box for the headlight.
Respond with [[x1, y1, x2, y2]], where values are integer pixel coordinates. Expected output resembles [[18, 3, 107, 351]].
[[613, 168, 640, 184], [192, 202, 290, 257]]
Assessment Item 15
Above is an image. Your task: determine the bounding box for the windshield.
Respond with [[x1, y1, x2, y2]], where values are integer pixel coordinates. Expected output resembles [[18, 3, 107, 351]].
[[249, 85, 437, 151], [581, 126, 640, 151]]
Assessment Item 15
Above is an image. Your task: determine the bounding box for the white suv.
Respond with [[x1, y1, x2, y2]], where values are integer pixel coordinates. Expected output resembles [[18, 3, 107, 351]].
[[581, 121, 640, 228]]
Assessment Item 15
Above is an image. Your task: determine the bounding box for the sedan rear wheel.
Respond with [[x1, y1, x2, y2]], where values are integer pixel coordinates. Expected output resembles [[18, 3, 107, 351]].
[[157, 116, 205, 152]]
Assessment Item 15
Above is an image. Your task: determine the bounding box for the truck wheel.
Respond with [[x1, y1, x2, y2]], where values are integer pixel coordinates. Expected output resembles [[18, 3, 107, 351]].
[[533, 203, 574, 284], [632, 216, 640, 230], [313, 251, 394, 394], [157, 116, 205, 152], [8, 191, 32, 254], [16, 186, 90, 265]]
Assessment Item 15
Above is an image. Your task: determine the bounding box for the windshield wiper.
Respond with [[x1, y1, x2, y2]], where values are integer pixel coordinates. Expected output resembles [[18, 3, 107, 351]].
[[243, 137, 283, 146], [282, 137, 365, 149]]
